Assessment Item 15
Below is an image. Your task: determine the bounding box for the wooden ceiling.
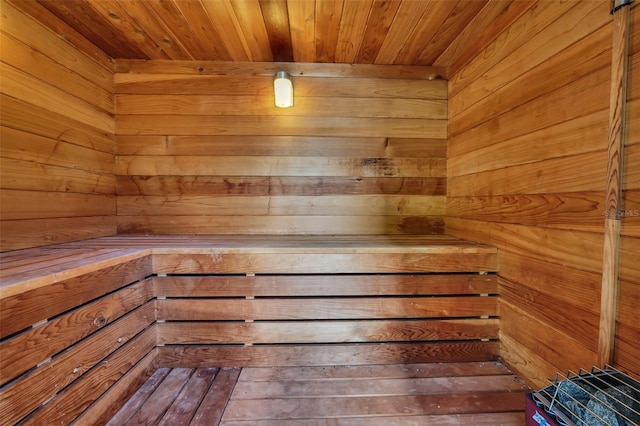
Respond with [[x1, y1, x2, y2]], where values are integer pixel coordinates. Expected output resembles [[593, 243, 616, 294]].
[[31, 0, 535, 76]]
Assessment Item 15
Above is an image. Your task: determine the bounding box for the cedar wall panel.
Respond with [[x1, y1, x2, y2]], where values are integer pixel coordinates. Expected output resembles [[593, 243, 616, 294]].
[[115, 63, 447, 235], [619, 2, 640, 380], [447, 0, 639, 387], [0, 0, 116, 251]]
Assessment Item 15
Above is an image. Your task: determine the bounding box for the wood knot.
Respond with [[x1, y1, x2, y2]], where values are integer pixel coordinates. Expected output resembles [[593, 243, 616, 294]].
[[93, 316, 108, 328]]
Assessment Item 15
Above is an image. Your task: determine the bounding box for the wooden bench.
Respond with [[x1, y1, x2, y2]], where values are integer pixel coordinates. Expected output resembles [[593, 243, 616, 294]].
[[0, 235, 498, 424]]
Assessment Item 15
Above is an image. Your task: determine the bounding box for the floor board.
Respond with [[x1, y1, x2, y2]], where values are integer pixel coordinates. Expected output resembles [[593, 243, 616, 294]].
[[108, 362, 527, 425]]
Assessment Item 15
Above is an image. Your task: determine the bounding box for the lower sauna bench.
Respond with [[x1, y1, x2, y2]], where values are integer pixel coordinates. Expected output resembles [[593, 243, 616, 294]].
[[0, 235, 529, 425]]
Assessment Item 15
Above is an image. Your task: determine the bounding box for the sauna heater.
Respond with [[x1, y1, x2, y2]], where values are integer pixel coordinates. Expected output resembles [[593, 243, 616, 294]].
[[526, 366, 640, 426]]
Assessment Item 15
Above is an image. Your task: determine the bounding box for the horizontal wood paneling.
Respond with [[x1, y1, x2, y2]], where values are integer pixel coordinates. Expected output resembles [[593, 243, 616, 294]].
[[0, 2, 116, 251], [1, 126, 114, 172], [1, 304, 155, 425], [449, 63, 609, 159], [448, 192, 605, 233], [74, 349, 158, 425], [0, 62, 113, 134], [448, 111, 608, 178], [0, 32, 113, 111], [116, 176, 446, 197], [157, 297, 497, 321], [0, 247, 156, 425], [446, 218, 603, 275], [114, 74, 448, 98], [157, 319, 498, 345], [115, 135, 447, 157], [117, 215, 444, 236], [116, 62, 447, 235], [0, 95, 115, 154], [154, 274, 498, 298], [448, 151, 607, 197], [0, 254, 151, 338], [1, 0, 113, 88], [116, 115, 446, 139], [20, 324, 157, 426], [0, 217, 117, 252], [115, 94, 446, 119], [158, 342, 500, 368], [0, 157, 115, 194], [152, 252, 495, 275], [117, 195, 445, 216], [2, 190, 115, 220], [448, 0, 605, 106], [447, 0, 612, 388], [0, 279, 154, 385], [116, 156, 445, 177]]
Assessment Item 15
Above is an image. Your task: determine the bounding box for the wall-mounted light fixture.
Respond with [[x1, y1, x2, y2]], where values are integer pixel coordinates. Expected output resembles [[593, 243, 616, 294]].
[[274, 71, 293, 108]]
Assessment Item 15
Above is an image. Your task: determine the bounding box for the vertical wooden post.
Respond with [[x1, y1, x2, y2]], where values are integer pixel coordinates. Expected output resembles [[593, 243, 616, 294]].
[[598, 0, 632, 366]]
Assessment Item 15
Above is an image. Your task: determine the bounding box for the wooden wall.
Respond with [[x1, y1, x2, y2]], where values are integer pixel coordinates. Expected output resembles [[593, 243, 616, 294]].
[[114, 62, 447, 235], [619, 2, 640, 384], [447, 0, 640, 387], [0, 0, 116, 251]]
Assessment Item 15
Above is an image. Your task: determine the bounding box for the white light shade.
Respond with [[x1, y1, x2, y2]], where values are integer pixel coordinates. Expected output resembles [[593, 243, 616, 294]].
[[274, 71, 293, 108]]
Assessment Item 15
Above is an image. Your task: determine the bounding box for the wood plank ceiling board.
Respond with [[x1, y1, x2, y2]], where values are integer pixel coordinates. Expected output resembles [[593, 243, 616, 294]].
[[21, 0, 539, 75], [259, 0, 294, 62]]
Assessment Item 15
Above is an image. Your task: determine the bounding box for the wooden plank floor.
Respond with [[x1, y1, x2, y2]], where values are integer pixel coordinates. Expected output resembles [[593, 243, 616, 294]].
[[107, 362, 528, 425]]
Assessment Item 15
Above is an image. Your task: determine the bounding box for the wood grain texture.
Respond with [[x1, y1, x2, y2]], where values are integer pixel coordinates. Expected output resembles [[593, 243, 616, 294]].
[[447, 192, 605, 233], [114, 62, 446, 236], [115, 94, 446, 119], [449, 0, 606, 102], [153, 274, 498, 298], [151, 252, 495, 274], [112, 363, 526, 425], [158, 342, 500, 368], [117, 215, 445, 236], [599, 3, 632, 366], [115, 115, 446, 138], [157, 319, 498, 345], [0, 279, 154, 385], [442, 0, 537, 76], [117, 195, 445, 216], [157, 297, 497, 321], [103, 366, 171, 426], [190, 367, 241, 426], [0, 255, 151, 337], [0, 4, 116, 250], [447, 0, 618, 386], [0, 62, 114, 134], [450, 71, 609, 160], [0, 31, 113, 111], [115, 135, 446, 157], [1, 0, 113, 83], [0, 95, 115, 154], [449, 24, 611, 139], [113, 60, 445, 79], [499, 302, 598, 381], [115, 156, 446, 178], [75, 350, 158, 426], [446, 218, 603, 275], [0, 217, 116, 252], [1, 305, 155, 425], [114, 73, 447, 97], [116, 176, 446, 196], [20, 325, 157, 426]]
